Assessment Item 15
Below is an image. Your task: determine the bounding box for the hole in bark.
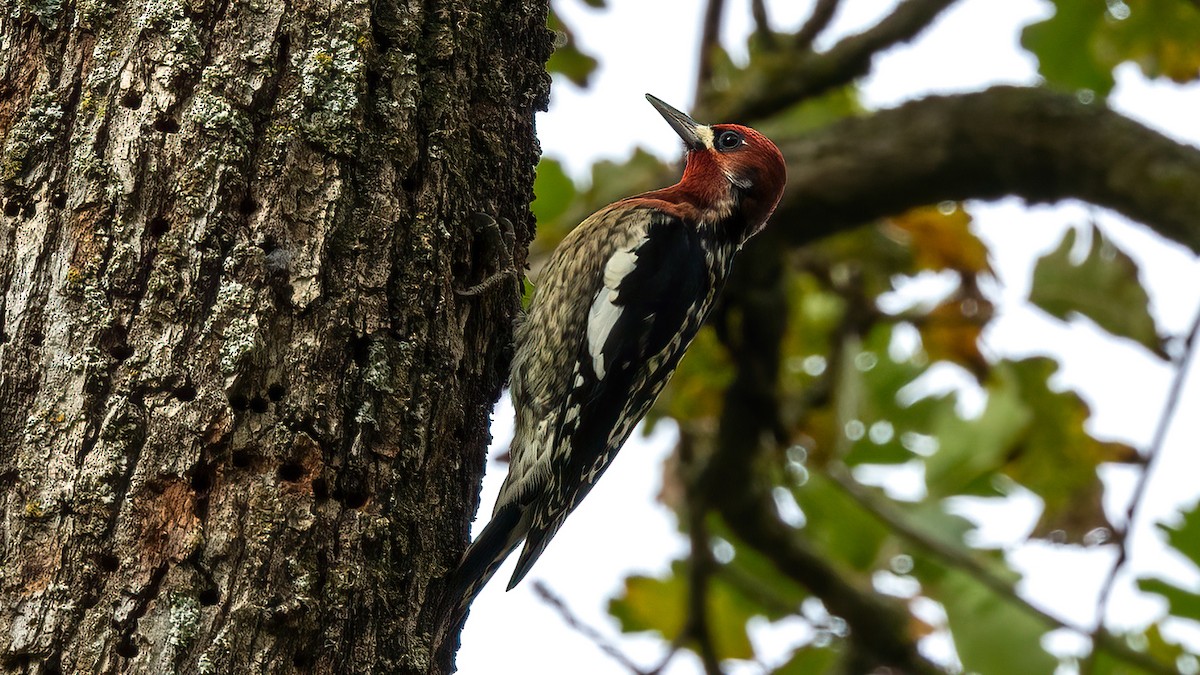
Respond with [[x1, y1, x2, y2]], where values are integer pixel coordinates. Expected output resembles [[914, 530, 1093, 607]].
[[147, 216, 170, 237], [348, 334, 370, 366], [292, 652, 310, 668], [401, 175, 419, 192], [153, 116, 180, 133], [249, 396, 269, 413], [116, 635, 139, 658], [231, 450, 253, 468], [343, 490, 370, 509], [275, 33, 291, 65], [51, 192, 67, 209], [277, 462, 304, 483], [98, 553, 119, 572], [190, 466, 214, 493], [311, 477, 329, 501], [198, 587, 220, 606], [29, 332, 45, 347], [174, 384, 197, 401], [267, 383, 286, 401], [110, 342, 134, 361], [228, 393, 250, 411], [3, 201, 20, 217], [365, 69, 381, 95], [0, 331, 9, 344], [80, 593, 100, 609], [238, 196, 259, 215], [120, 91, 143, 110]]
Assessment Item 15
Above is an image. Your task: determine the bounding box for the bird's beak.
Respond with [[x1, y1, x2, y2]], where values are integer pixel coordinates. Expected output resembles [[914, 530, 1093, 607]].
[[646, 94, 707, 151]]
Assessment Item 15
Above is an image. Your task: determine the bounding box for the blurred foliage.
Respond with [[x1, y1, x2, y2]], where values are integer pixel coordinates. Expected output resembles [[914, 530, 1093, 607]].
[[1022, 0, 1200, 96], [546, 5, 600, 88], [523, 2, 1199, 673]]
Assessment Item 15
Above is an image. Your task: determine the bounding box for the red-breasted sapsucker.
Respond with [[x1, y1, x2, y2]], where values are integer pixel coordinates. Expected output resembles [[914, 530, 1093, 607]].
[[450, 94, 786, 620]]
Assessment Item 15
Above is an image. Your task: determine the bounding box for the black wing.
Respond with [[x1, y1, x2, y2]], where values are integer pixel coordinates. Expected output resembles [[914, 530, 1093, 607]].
[[507, 211, 715, 588]]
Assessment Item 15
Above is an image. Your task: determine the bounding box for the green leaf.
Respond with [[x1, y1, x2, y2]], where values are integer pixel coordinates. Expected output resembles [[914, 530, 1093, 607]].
[[1022, 0, 1200, 97], [1098, 0, 1200, 84], [772, 645, 840, 674], [1136, 500, 1200, 622], [923, 364, 1031, 498], [545, 8, 599, 88], [608, 560, 761, 661], [1138, 577, 1200, 620], [1021, 0, 1115, 95], [520, 276, 535, 311], [545, 44, 598, 88], [999, 358, 1139, 539], [1029, 225, 1166, 358], [1156, 499, 1200, 567], [1090, 623, 1191, 674], [927, 567, 1057, 675], [530, 158, 575, 228], [793, 473, 890, 572]]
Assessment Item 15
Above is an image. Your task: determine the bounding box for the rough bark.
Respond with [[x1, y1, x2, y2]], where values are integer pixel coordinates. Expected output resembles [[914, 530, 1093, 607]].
[[0, 0, 549, 673]]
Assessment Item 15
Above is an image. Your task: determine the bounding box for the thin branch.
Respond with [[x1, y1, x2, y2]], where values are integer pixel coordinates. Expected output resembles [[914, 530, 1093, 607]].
[[713, 0, 960, 120], [531, 582, 650, 675], [1089, 303, 1200, 669], [793, 0, 840, 51], [750, 0, 775, 48], [825, 466, 1182, 675], [695, 0, 728, 107]]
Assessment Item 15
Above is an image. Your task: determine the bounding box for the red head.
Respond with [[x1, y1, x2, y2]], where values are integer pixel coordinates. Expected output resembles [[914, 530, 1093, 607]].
[[645, 95, 786, 241]]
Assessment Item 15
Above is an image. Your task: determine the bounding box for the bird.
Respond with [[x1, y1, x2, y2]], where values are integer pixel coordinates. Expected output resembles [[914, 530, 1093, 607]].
[[447, 94, 786, 623]]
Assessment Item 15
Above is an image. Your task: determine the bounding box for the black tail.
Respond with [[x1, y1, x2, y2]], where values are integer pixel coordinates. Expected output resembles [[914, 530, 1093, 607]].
[[444, 504, 528, 628]]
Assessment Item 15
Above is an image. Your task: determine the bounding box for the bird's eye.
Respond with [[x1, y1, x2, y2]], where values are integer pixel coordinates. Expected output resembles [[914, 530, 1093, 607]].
[[716, 130, 743, 151]]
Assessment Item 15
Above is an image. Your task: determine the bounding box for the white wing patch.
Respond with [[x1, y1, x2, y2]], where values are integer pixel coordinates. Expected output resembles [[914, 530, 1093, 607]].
[[587, 242, 644, 379]]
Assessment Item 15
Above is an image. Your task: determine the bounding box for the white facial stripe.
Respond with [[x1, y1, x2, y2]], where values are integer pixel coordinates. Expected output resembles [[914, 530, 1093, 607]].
[[694, 125, 714, 149]]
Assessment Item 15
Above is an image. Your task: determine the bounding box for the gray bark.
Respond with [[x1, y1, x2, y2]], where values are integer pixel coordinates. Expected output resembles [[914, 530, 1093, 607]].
[[0, 0, 549, 672]]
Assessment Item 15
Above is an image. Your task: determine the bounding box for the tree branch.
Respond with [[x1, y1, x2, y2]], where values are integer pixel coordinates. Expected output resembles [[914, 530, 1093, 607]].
[[696, 0, 728, 106], [750, 0, 774, 46], [679, 436, 725, 675], [774, 86, 1200, 254], [793, 0, 840, 51], [700, 235, 945, 675], [711, 0, 959, 120]]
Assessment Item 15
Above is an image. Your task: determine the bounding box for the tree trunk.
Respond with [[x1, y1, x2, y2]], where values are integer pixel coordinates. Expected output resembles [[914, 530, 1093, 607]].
[[0, 0, 549, 671]]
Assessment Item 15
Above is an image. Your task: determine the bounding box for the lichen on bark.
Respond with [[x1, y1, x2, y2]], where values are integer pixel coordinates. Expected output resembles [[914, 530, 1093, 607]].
[[0, 0, 551, 672]]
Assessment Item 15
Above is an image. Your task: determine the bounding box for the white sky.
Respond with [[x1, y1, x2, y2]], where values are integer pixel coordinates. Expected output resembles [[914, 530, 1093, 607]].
[[456, 1, 1200, 673]]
